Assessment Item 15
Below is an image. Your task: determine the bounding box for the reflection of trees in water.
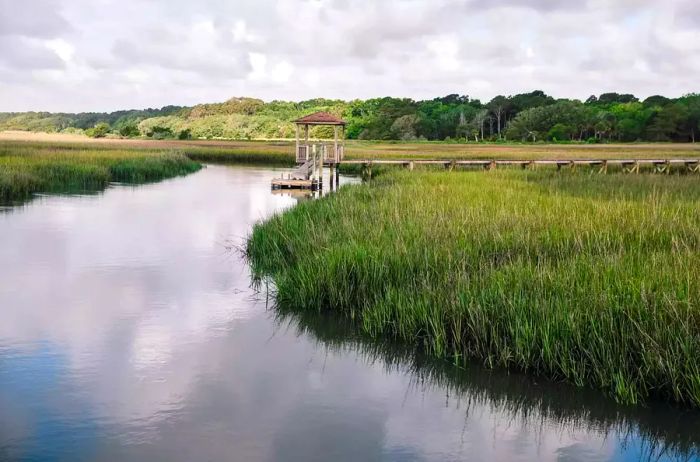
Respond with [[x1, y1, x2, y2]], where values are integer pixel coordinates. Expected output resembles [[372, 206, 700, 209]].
[[271, 304, 700, 462]]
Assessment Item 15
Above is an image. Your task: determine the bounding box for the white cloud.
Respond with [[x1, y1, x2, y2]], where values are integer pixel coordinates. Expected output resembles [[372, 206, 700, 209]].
[[0, 0, 698, 112]]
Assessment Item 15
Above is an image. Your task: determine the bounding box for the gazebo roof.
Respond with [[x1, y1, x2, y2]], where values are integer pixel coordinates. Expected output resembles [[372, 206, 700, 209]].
[[293, 112, 347, 126]]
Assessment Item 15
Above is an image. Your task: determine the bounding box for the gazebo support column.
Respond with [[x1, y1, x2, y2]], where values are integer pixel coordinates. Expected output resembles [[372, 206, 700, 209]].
[[334, 125, 339, 163], [295, 124, 300, 161]]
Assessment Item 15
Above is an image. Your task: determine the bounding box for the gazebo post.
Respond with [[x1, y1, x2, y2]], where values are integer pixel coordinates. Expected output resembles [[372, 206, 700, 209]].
[[295, 124, 300, 162], [341, 126, 345, 161], [333, 125, 340, 163]]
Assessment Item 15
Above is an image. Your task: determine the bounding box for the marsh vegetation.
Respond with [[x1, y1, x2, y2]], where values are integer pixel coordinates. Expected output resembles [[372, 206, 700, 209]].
[[248, 169, 700, 407], [0, 141, 200, 202]]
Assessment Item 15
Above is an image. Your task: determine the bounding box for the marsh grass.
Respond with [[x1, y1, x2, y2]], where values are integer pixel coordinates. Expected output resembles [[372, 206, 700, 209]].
[[248, 169, 700, 406], [4, 132, 700, 162], [183, 146, 294, 166], [0, 141, 201, 202]]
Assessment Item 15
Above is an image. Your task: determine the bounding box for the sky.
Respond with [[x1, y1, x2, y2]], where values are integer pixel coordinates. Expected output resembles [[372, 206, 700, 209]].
[[1, 0, 699, 112]]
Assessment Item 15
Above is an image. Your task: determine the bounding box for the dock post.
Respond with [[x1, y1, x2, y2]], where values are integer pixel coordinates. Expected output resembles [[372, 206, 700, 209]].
[[335, 163, 340, 186], [362, 162, 372, 181], [598, 160, 608, 174]]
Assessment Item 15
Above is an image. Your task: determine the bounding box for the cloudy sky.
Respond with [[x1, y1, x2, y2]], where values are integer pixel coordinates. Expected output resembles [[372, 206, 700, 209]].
[[1, 0, 699, 112]]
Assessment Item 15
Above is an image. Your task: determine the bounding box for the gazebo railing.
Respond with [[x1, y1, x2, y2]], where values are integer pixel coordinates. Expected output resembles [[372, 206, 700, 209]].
[[296, 144, 344, 164], [296, 145, 309, 163]]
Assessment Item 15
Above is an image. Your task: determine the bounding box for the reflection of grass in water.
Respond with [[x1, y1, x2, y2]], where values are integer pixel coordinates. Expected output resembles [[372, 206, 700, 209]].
[[0, 141, 201, 203], [272, 304, 700, 462], [248, 169, 700, 407]]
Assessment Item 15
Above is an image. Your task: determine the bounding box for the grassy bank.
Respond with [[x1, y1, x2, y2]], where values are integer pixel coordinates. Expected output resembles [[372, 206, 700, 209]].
[[0, 141, 201, 203], [247, 169, 700, 407], [183, 145, 293, 166]]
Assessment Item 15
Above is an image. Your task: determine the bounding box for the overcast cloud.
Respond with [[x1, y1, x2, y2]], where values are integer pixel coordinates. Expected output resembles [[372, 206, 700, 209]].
[[0, 0, 699, 112]]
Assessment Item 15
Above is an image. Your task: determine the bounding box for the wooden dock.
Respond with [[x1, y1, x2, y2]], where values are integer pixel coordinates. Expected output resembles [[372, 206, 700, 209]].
[[271, 178, 322, 190], [341, 158, 700, 174], [273, 156, 700, 191]]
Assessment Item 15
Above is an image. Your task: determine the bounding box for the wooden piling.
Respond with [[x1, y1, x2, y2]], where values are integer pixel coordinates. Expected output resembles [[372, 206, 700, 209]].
[[598, 160, 608, 174]]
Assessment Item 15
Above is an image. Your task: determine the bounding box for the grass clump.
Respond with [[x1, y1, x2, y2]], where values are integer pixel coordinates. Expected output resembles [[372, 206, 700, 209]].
[[247, 169, 700, 407], [0, 141, 201, 203], [183, 145, 294, 166]]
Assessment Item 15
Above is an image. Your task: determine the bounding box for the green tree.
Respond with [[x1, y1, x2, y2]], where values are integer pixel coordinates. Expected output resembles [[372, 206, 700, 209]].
[[547, 123, 573, 141], [487, 95, 510, 138], [390, 114, 420, 140], [118, 123, 140, 138], [678, 94, 700, 142], [85, 122, 110, 138], [148, 126, 174, 139], [646, 104, 689, 141]]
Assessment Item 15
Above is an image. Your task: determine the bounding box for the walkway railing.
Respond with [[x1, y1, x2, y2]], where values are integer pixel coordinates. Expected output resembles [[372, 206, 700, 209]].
[[341, 158, 700, 174]]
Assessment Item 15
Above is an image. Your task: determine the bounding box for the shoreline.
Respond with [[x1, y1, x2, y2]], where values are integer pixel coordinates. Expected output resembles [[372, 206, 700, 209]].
[[247, 168, 700, 407]]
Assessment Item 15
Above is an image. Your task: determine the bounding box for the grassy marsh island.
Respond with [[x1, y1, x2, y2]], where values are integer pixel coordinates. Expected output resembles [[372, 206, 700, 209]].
[[0, 141, 201, 203], [248, 168, 700, 407]]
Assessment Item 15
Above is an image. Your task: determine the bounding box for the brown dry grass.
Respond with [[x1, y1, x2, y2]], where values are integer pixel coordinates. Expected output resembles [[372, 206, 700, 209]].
[[2, 130, 700, 161]]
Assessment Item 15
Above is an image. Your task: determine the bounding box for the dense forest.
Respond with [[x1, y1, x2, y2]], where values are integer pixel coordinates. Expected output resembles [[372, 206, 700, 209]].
[[2, 91, 699, 143]]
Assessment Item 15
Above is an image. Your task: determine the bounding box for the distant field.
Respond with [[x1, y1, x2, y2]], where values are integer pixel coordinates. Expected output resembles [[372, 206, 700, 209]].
[[2, 130, 700, 161]]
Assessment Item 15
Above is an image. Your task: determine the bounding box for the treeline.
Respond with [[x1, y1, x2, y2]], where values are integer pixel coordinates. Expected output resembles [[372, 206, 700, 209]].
[[0, 106, 185, 136], [2, 91, 699, 143]]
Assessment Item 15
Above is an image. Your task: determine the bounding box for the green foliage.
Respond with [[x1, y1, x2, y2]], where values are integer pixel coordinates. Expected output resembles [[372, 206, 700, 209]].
[[248, 169, 700, 407], [85, 122, 111, 138], [148, 126, 175, 140], [118, 123, 140, 138], [547, 123, 573, 141], [3, 92, 700, 142], [647, 104, 690, 141]]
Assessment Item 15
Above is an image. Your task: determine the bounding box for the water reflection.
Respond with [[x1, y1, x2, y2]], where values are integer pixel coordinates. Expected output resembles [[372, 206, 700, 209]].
[[270, 189, 315, 203], [271, 306, 700, 462], [0, 164, 698, 462]]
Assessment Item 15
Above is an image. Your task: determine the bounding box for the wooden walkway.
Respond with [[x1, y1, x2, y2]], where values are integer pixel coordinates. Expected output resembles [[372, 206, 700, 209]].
[[341, 158, 700, 173]]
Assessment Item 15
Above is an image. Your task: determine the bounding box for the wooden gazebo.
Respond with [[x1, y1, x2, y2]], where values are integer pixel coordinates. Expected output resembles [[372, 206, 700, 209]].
[[293, 112, 346, 164]]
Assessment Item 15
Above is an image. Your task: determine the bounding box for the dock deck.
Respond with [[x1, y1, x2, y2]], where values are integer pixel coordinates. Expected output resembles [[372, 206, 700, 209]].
[[271, 178, 322, 190]]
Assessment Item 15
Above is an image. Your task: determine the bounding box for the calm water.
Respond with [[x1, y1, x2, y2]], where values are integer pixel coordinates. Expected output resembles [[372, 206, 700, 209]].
[[1, 164, 699, 462]]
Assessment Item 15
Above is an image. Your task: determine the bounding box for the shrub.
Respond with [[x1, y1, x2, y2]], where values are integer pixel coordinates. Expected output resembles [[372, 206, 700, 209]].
[[85, 123, 110, 138], [119, 123, 140, 138], [148, 126, 174, 140]]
